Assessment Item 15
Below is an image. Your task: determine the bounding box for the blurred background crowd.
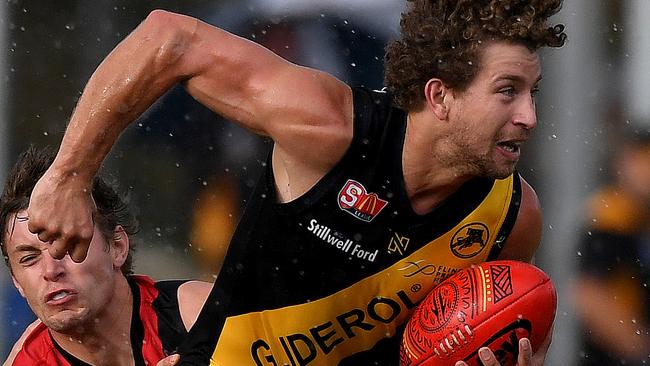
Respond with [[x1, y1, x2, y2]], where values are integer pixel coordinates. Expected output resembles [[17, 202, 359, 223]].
[[1, 0, 648, 364]]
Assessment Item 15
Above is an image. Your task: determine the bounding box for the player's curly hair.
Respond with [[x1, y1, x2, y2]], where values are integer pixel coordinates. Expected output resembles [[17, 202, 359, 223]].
[[385, 0, 567, 110], [0, 146, 139, 275]]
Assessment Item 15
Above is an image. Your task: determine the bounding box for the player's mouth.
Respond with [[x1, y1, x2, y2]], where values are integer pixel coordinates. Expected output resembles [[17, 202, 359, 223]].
[[496, 140, 523, 160], [45, 289, 77, 306]]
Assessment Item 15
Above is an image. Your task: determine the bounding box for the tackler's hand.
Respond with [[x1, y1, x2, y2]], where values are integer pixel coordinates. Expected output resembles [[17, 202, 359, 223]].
[[27, 165, 96, 262], [157, 354, 180, 366], [454, 335, 551, 366]]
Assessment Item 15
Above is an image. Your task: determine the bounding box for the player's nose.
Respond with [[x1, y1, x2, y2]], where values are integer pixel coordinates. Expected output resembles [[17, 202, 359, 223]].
[[42, 249, 65, 281], [513, 95, 537, 130]]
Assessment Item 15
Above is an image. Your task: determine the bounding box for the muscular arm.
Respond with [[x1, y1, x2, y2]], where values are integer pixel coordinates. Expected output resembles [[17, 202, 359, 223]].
[[57, 10, 352, 191], [497, 177, 542, 263], [28, 10, 353, 259]]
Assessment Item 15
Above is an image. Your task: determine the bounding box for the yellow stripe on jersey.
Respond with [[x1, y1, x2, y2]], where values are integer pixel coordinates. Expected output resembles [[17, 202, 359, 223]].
[[210, 175, 515, 366]]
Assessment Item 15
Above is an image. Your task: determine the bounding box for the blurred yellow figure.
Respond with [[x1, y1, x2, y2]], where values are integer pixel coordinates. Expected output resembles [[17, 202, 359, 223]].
[[190, 177, 239, 279], [573, 129, 650, 365]]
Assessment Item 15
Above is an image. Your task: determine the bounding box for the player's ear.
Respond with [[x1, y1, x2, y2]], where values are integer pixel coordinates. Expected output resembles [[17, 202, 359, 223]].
[[424, 78, 450, 120], [111, 225, 129, 269], [12, 276, 26, 298]]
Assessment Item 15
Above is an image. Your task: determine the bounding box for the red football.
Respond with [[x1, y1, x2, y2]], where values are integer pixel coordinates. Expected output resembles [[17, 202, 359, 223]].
[[400, 260, 556, 366]]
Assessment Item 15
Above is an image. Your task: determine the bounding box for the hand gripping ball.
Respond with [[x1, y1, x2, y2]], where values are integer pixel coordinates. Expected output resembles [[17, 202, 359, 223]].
[[400, 260, 556, 366]]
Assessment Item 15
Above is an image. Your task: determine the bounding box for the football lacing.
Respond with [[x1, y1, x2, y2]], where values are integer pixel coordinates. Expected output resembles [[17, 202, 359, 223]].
[[433, 324, 475, 357]]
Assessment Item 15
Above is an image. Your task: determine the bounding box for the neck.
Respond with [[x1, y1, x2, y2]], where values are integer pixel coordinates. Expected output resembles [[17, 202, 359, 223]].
[[403, 111, 473, 214], [50, 275, 134, 366]]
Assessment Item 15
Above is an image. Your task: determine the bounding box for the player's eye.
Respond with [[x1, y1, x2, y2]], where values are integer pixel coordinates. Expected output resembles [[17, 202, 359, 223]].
[[531, 86, 540, 97], [18, 253, 39, 266], [498, 87, 516, 98]]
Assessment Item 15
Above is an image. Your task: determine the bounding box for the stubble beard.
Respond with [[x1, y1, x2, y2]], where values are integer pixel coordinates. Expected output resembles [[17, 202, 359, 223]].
[[445, 139, 515, 180], [44, 307, 92, 333]]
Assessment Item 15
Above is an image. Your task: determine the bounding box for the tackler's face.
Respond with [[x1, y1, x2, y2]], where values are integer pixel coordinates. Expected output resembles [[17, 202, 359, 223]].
[[445, 41, 542, 179], [5, 211, 121, 333]]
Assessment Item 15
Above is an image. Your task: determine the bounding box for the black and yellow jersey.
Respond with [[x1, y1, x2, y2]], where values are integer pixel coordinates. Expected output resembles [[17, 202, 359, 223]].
[[180, 87, 521, 366]]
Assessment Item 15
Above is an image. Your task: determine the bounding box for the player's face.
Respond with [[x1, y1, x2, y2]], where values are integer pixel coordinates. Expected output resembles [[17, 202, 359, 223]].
[[5, 211, 120, 333], [445, 41, 541, 179]]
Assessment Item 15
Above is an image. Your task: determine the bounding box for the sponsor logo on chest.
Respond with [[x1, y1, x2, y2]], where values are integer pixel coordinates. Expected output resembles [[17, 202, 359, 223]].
[[307, 219, 379, 262], [337, 179, 388, 222]]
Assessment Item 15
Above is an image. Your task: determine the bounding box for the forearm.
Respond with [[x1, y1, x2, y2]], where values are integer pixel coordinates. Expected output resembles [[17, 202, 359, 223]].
[[53, 10, 198, 177]]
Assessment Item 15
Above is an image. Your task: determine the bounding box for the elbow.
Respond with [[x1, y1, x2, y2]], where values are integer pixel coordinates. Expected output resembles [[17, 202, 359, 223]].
[[141, 9, 189, 41], [140, 10, 197, 74], [143, 9, 182, 30]]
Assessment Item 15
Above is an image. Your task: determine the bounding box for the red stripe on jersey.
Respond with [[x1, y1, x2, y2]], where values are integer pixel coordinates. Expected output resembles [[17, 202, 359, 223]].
[[132, 275, 166, 363], [9, 322, 72, 366]]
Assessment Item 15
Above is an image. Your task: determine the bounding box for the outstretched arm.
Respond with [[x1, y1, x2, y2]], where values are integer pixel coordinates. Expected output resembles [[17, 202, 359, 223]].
[[27, 10, 353, 261]]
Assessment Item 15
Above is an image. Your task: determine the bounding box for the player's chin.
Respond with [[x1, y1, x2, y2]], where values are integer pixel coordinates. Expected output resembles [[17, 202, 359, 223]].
[[483, 164, 516, 180], [44, 309, 89, 332]]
